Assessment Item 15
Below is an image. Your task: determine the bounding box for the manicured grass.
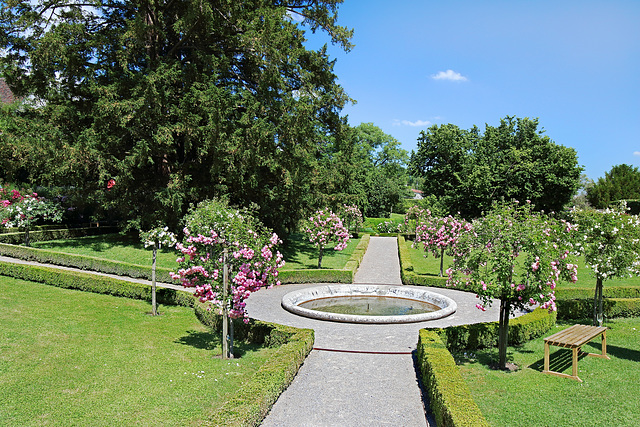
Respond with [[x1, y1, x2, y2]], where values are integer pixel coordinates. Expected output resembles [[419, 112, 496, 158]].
[[403, 238, 640, 289], [362, 213, 405, 232], [280, 233, 362, 270], [0, 278, 278, 426], [457, 318, 640, 426], [31, 233, 178, 269], [31, 233, 361, 272]]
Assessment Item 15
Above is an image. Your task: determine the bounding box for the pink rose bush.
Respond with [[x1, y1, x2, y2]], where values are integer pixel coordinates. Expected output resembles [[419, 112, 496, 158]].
[[170, 199, 284, 322], [305, 208, 350, 268], [446, 200, 579, 369], [0, 187, 63, 246], [415, 213, 472, 276]]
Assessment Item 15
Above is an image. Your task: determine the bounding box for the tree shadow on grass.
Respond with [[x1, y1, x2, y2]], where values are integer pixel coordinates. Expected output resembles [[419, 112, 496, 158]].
[[175, 330, 258, 358], [280, 233, 322, 269]]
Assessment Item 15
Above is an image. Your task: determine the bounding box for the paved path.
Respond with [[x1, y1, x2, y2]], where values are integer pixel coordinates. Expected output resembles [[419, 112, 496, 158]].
[[247, 236, 525, 426]]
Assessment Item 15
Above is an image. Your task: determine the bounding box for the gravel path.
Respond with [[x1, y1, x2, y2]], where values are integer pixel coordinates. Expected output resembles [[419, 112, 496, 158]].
[[248, 236, 524, 426]]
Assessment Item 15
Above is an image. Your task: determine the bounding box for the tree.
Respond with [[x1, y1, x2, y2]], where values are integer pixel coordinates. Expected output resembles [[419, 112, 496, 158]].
[[305, 208, 349, 268], [0, 188, 63, 246], [410, 117, 582, 218], [447, 201, 579, 369], [0, 0, 353, 234], [415, 214, 471, 277], [171, 198, 284, 358], [141, 226, 177, 316], [586, 164, 640, 209], [570, 203, 640, 326]]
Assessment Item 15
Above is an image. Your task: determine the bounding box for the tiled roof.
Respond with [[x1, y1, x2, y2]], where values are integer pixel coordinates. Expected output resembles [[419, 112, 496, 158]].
[[0, 78, 16, 104]]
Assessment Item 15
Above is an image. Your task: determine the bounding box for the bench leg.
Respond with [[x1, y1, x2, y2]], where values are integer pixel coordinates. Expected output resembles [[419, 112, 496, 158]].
[[602, 330, 607, 357], [544, 342, 550, 372], [572, 347, 579, 379]]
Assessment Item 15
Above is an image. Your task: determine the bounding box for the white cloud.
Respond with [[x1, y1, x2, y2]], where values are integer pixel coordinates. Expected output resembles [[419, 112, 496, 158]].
[[634, 151, 640, 156], [393, 119, 432, 127], [431, 70, 468, 82]]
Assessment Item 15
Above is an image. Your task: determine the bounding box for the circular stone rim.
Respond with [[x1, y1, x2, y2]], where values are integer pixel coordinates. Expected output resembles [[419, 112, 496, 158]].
[[281, 284, 457, 324]]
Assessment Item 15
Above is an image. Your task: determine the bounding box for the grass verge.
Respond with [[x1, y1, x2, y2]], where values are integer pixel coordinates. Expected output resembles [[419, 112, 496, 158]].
[[457, 318, 640, 426], [0, 277, 285, 426]]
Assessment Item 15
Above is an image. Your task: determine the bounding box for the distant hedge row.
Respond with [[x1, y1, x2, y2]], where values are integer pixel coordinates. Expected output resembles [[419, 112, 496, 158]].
[[0, 226, 118, 244]]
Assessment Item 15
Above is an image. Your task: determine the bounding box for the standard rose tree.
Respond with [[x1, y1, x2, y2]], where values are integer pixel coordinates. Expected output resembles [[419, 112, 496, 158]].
[[140, 226, 177, 316], [305, 208, 350, 268], [415, 213, 471, 277], [571, 202, 640, 326], [170, 199, 284, 358], [0, 188, 63, 246], [447, 200, 579, 370]]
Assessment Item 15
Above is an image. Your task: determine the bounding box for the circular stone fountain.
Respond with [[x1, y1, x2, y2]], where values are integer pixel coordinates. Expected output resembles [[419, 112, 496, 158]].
[[281, 284, 457, 324]]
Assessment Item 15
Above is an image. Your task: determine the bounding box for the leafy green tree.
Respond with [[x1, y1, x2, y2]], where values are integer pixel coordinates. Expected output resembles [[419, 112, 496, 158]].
[[410, 117, 582, 218], [0, 0, 353, 234], [586, 164, 640, 209]]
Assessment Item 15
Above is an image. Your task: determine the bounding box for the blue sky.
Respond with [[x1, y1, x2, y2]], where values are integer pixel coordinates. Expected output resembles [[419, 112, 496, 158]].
[[304, 0, 640, 181]]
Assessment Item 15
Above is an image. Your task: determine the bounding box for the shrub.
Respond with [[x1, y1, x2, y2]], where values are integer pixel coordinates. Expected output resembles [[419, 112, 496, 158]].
[[416, 330, 489, 427], [427, 308, 557, 352]]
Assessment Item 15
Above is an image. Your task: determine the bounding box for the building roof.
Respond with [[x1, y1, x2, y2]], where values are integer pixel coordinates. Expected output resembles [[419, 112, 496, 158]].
[[0, 78, 16, 104]]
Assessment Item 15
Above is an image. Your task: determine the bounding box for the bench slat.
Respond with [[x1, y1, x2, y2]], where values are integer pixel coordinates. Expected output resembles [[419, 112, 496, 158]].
[[544, 325, 607, 348]]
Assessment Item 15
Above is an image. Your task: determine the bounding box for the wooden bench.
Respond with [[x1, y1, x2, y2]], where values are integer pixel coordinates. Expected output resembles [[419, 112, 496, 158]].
[[543, 324, 610, 382]]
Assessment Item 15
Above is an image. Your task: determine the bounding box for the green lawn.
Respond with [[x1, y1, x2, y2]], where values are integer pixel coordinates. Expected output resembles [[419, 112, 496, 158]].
[[280, 233, 362, 270], [362, 213, 405, 233], [32, 234, 178, 269], [404, 239, 640, 289], [31, 233, 361, 272], [457, 318, 640, 426], [0, 278, 277, 426]]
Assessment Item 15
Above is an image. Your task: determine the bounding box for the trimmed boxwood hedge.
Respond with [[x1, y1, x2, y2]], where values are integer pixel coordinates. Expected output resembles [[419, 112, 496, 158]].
[[0, 241, 174, 283], [398, 235, 448, 288], [417, 330, 489, 427], [0, 226, 118, 244], [205, 324, 314, 427], [427, 307, 557, 352], [0, 260, 194, 307]]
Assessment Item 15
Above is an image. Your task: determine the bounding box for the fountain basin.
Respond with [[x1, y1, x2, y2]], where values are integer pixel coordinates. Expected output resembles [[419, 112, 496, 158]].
[[281, 284, 457, 324]]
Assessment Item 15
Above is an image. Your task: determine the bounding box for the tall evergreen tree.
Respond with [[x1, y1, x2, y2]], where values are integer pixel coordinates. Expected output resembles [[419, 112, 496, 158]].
[[0, 0, 353, 233]]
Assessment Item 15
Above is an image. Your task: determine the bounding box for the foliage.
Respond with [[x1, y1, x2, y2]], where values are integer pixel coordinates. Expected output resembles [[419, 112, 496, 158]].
[[339, 204, 363, 235], [409, 116, 582, 218], [171, 199, 284, 322], [0, 0, 353, 233], [0, 188, 63, 245], [375, 220, 403, 233], [586, 164, 640, 209], [415, 214, 471, 276], [570, 202, 640, 325], [304, 208, 349, 268], [447, 200, 579, 369], [416, 330, 490, 427]]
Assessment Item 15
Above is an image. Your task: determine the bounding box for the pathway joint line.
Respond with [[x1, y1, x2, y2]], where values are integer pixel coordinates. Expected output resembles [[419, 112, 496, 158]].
[[312, 347, 413, 355]]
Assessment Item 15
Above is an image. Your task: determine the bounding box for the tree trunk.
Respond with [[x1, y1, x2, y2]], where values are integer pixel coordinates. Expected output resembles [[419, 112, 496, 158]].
[[151, 246, 157, 316], [498, 298, 511, 370], [593, 277, 604, 326], [222, 248, 234, 359], [318, 246, 324, 269], [439, 247, 445, 277]]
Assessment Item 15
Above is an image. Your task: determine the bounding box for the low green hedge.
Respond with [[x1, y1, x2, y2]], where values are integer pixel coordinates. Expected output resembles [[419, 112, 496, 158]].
[[427, 308, 557, 352], [279, 234, 370, 284], [0, 260, 193, 307], [398, 235, 449, 288], [0, 226, 118, 244], [416, 330, 489, 427], [206, 323, 314, 427], [556, 286, 640, 300], [0, 241, 173, 283], [556, 297, 640, 320]]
